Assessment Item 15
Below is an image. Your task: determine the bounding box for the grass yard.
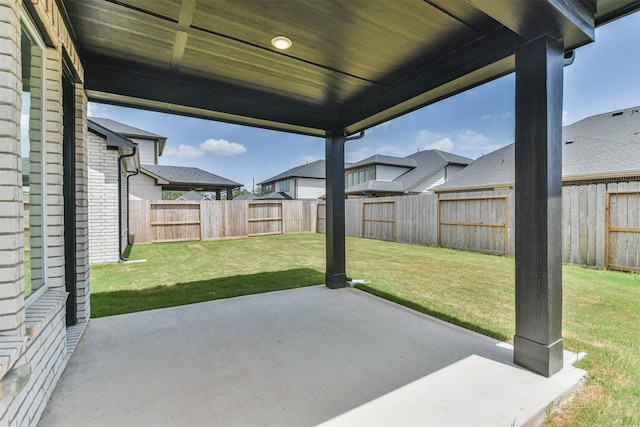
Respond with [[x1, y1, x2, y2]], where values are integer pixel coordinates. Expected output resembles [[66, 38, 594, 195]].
[[90, 233, 639, 427]]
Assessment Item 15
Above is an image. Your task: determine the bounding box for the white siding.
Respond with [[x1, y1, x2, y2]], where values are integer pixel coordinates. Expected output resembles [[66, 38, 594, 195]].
[[411, 169, 446, 193], [133, 138, 157, 165], [297, 178, 325, 199], [129, 172, 163, 200], [376, 165, 411, 181]]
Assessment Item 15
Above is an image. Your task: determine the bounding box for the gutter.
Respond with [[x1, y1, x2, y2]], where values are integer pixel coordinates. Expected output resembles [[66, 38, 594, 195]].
[[118, 146, 137, 261]]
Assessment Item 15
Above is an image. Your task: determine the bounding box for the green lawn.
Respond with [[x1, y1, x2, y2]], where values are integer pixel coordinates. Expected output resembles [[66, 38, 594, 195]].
[[90, 233, 639, 427]]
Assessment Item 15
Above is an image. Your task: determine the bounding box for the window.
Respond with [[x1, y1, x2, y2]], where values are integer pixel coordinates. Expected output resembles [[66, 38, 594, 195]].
[[21, 14, 46, 298], [278, 179, 290, 192], [262, 183, 274, 195]]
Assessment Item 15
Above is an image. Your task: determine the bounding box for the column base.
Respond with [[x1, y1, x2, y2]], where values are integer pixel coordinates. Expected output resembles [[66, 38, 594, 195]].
[[514, 335, 564, 377], [325, 273, 347, 289]]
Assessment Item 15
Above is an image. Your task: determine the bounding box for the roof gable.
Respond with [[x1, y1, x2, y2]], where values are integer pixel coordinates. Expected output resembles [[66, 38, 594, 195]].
[[141, 164, 241, 190], [89, 117, 168, 155], [435, 106, 640, 191], [258, 160, 327, 184]]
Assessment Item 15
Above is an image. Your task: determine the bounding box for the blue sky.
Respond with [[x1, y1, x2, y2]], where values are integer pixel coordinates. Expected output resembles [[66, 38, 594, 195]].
[[88, 12, 639, 192]]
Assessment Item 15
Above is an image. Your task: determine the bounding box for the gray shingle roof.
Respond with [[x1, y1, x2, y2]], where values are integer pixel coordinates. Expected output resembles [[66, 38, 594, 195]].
[[345, 180, 404, 195], [347, 155, 417, 169], [258, 191, 293, 200], [141, 164, 241, 189], [433, 145, 515, 192], [345, 149, 472, 195], [89, 118, 165, 139], [234, 193, 258, 200], [258, 160, 326, 184], [87, 118, 136, 148], [397, 150, 472, 192], [435, 106, 640, 192], [89, 117, 167, 155]]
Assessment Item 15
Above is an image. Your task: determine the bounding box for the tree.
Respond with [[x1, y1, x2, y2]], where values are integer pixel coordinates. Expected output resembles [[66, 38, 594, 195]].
[[162, 190, 184, 200]]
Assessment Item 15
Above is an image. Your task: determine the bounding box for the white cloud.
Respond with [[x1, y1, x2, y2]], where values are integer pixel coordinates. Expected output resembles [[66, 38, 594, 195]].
[[200, 138, 246, 156], [87, 102, 108, 117], [368, 120, 392, 135], [562, 109, 569, 124], [163, 138, 247, 159], [481, 111, 513, 120], [457, 129, 490, 145], [424, 137, 454, 151], [175, 144, 203, 159]]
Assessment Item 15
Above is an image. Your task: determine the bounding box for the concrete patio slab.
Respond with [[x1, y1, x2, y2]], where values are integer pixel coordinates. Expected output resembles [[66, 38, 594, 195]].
[[39, 286, 586, 427]]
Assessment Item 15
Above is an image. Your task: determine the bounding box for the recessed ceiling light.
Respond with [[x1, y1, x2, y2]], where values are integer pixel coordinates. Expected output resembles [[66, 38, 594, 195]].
[[271, 36, 292, 50]]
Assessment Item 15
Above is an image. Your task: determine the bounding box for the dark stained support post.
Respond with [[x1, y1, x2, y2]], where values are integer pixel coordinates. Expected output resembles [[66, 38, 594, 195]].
[[227, 188, 233, 200], [325, 129, 347, 289], [215, 190, 221, 200], [514, 35, 564, 377]]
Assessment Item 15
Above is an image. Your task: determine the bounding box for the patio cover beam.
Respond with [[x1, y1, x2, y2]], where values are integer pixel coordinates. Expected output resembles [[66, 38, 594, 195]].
[[514, 35, 565, 377], [325, 130, 347, 289]]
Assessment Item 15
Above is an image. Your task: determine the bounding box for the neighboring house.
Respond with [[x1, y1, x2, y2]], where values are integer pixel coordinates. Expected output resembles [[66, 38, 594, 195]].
[[90, 118, 242, 201], [235, 192, 258, 200], [259, 191, 293, 200], [136, 165, 241, 200], [434, 106, 640, 193], [87, 118, 242, 264], [345, 150, 472, 197], [258, 159, 328, 200], [176, 190, 212, 201], [90, 117, 167, 165], [87, 119, 139, 264]]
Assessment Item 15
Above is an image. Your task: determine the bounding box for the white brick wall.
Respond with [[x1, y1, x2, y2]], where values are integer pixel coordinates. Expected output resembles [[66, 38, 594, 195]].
[[74, 88, 90, 322], [0, 1, 89, 426], [87, 132, 120, 264], [129, 172, 163, 200], [0, 0, 26, 336]]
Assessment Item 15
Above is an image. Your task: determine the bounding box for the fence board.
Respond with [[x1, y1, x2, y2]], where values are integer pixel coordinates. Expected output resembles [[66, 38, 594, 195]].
[[362, 200, 396, 241], [248, 201, 283, 236], [606, 186, 640, 272], [128, 180, 640, 271], [150, 202, 201, 242], [438, 195, 508, 255]]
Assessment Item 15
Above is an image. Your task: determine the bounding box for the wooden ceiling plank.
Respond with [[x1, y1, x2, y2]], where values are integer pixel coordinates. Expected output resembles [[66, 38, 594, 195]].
[[178, 0, 197, 27], [344, 27, 519, 130], [170, 31, 189, 72], [84, 54, 327, 131]]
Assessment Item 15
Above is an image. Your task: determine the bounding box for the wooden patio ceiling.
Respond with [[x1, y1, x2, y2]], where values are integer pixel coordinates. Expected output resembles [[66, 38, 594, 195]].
[[60, 0, 637, 137]]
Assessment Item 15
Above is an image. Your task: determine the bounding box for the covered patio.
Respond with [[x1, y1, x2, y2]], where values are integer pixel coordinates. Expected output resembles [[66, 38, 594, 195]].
[[40, 286, 585, 426], [57, 0, 639, 379]]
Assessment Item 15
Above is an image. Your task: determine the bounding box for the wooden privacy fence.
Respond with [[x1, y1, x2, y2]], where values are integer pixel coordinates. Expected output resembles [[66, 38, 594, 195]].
[[248, 202, 283, 236], [605, 186, 640, 272], [438, 196, 509, 255], [130, 199, 317, 243], [128, 180, 639, 271], [362, 200, 397, 241], [149, 202, 201, 242]]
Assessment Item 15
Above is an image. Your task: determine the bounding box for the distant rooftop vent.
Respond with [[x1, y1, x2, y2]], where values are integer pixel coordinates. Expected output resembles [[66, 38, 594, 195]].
[[612, 111, 624, 117]]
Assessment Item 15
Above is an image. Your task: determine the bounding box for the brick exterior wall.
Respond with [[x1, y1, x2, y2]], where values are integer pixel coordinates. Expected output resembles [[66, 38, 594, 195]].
[[88, 132, 121, 264], [74, 88, 90, 322], [0, 1, 89, 425], [0, 0, 26, 336]]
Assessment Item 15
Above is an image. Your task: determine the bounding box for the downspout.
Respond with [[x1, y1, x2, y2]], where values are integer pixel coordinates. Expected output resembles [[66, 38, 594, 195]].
[[118, 146, 137, 261]]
